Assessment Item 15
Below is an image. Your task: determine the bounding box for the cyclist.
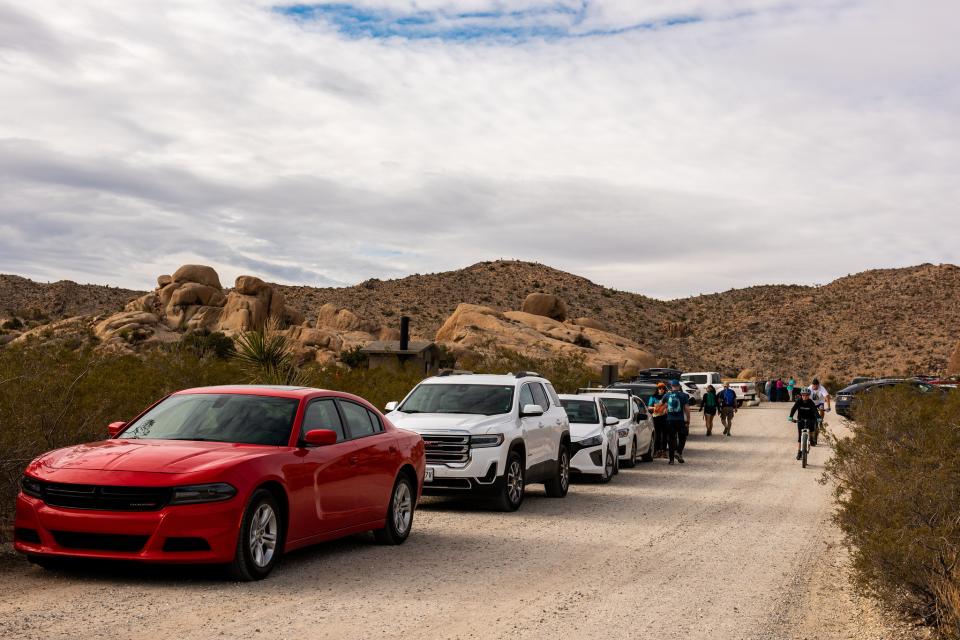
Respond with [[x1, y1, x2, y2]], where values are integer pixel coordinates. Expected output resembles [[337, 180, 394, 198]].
[[789, 389, 820, 460], [806, 378, 831, 445]]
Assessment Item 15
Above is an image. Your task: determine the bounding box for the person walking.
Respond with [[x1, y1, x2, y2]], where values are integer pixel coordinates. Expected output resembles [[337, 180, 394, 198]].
[[718, 382, 738, 436], [764, 379, 773, 402], [699, 384, 719, 436], [787, 377, 796, 401], [775, 377, 785, 402], [664, 380, 691, 464], [648, 382, 669, 459]]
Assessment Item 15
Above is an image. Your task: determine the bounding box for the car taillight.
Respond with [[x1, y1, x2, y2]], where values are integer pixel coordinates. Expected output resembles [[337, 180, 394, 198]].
[[741, 385, 748, 392]]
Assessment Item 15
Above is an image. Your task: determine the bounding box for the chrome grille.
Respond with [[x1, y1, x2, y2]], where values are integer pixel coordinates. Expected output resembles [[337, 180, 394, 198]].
[[423, 434, 470, 464]]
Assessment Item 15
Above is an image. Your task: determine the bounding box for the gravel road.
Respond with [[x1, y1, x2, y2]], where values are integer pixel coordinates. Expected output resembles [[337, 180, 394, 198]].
[[0, 405, 918, 640]]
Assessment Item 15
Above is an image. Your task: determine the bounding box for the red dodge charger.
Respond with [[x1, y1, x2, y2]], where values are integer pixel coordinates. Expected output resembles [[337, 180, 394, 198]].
[[14, 385, 425, 580]]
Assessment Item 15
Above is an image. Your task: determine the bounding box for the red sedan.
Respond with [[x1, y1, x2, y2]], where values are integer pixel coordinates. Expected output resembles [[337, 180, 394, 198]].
[[14, 385, 425, 580]]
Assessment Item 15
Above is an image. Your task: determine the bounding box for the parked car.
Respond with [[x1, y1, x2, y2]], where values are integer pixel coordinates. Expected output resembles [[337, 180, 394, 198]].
[[606, 380, 660, 407], [386, 372, 571, 512], [630, 368, 683, 383], [835, 379, 943, 418], [559, 395, 619, 482], [680, 372, 758, 406], [577, 389, 655, 466], [15, 385, 425, 581]]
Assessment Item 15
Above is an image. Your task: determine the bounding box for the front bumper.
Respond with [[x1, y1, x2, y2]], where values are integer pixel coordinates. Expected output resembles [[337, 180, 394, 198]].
[[570, 443, 605, 475], [13, 492, 243, 563], [421, 444, 504, 494]]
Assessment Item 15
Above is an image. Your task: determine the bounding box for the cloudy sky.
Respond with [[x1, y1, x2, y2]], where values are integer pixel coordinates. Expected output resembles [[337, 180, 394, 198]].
[[0, 1, 957, 298]]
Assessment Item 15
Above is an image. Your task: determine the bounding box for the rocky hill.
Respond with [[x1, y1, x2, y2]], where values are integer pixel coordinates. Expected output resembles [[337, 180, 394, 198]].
[[4, 261, 959, 382], [0, 274, 137, 320]]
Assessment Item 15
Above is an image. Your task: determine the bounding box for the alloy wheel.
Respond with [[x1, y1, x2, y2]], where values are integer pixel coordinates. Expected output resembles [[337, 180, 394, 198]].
[[507, 459, 524, 505], [393, 480, 413, 536], [249, 503, 278, 568], [559, 449, 570, 492]]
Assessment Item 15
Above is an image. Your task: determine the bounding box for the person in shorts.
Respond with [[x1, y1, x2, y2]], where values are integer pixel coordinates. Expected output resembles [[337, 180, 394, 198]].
[[698, 384, 718, 436]]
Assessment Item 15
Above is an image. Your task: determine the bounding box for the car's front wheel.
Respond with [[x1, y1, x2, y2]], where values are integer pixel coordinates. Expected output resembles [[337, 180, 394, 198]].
[[544, 443, 570, 497], [621, 437, 637, 468], [374, 474, 415, 545], [493, 450, 525, 511], [227, 488, 282, 582]]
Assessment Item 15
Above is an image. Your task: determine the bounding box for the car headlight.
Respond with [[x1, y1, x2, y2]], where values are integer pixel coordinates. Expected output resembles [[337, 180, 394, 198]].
[[577, 435, 604, 447], [617, 427, 630, 438], [20, 475, 43, 498], [169, 483, 237, 505], [469, 434, 505, 448]]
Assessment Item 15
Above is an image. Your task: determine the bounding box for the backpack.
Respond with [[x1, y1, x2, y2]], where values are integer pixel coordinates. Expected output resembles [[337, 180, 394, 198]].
[[666, 392, 682, 415]]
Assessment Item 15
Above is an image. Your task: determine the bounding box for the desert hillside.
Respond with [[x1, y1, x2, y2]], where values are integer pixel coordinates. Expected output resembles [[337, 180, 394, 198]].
[[3, 261, 959, 382]]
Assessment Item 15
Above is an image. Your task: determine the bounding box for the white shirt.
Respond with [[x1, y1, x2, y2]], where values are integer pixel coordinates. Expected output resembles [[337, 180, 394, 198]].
[[807, 385, 830, 407]]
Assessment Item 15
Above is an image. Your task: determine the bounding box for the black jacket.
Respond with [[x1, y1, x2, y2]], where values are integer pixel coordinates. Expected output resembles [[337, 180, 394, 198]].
[[789, 398, 820, 423]]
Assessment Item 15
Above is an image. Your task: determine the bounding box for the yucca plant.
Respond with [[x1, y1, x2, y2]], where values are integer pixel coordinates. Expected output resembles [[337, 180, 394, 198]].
[[232, 317, 305, 386]]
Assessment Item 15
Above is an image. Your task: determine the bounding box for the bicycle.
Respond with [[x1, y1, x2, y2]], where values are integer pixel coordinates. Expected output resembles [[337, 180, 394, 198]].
[[811, 408, 830, 447], [789, 417, 815, 468]]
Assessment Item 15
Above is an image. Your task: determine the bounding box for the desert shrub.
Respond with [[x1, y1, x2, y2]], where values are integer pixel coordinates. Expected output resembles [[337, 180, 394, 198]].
[[458, 346, 594, 393], [1, 317, 23, 331], [825, 386, 960, 637], [180, 330, 235, 360], [339, 346, 369, 369], [232, 319, 305, 386], [573, 333, 593, 349]]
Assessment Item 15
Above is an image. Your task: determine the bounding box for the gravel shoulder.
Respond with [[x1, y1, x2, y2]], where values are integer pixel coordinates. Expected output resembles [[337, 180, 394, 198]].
[[0, 405, 923, 640]]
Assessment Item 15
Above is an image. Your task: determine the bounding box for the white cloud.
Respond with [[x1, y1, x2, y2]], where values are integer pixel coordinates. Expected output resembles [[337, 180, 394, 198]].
[[0, 0, 957, 299]]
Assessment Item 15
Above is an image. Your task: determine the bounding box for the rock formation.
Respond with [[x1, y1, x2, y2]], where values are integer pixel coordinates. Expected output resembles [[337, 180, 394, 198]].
[[521, 293, 568, 322], [436, 303, 655, 371], [948, 341, 960, 376]]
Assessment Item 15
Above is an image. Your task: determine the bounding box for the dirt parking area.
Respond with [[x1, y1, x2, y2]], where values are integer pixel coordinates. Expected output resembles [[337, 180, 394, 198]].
[[0, 406, 920, 639]]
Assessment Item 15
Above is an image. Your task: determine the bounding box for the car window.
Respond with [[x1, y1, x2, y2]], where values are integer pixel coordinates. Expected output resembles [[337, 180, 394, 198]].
[[560, 399, 599, 424], [301, 399, 346, 442], [339, 400, 377, 438], [545, 383, 562, 405], [518, 384, 535, 410], [686, 374, 708, 385], [530, 383, 549, 409], [366, 408, 384, 432]]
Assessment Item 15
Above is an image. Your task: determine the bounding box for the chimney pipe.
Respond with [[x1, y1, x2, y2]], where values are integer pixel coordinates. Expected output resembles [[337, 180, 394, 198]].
[[399, 316, 410, 351]]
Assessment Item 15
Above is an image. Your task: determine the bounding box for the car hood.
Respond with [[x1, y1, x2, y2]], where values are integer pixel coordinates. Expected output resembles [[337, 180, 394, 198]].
[[33, 439, 274, 474], [386, 412, 510, 435], [569, 424, 603, 441]]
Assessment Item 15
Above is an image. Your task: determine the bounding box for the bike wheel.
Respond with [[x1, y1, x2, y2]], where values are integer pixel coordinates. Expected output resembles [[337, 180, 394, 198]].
[[801, 431, 809, 468]]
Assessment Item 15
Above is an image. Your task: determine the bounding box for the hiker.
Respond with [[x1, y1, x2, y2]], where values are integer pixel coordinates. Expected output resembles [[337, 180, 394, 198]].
[[764, 379, 773, 402], [787, 377, 796, 401], [775, 377, 785, 402], [699, 384, 719, 436], [718, 382, 738, 435], [664, 380, 691, 464], [647, 382, 669, 459]]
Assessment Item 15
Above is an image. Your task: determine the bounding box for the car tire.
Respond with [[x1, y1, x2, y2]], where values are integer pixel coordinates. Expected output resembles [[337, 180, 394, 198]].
[[612, 450, 620, 475], [737, 400, 744, 408], [598, 447, 614, 484], [492, 450, 525, 512], [621, 437, 637, 468], [226, 488, 282, 582], [374, 474, 415, 545], [544, 443, 570, 497]]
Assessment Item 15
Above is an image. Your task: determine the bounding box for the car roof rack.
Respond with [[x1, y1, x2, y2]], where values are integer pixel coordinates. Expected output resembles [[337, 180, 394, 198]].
[[513, 371, 542, 379]]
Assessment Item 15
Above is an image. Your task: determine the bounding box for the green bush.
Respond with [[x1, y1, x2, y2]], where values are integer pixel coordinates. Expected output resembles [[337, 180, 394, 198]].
[[825, 386, 960, 637], [339, 346, 369, 369]]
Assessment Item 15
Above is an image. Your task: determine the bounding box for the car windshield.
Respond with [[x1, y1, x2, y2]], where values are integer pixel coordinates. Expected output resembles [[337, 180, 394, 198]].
[[121, 394, 300, 446], [560, 399, 599, 424], [399, 384, 514, 415], [600, 398, 629, 419]]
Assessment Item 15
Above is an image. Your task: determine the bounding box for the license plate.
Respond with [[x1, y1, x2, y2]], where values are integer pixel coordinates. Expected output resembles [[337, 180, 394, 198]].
[[424, 467, 435, 483]]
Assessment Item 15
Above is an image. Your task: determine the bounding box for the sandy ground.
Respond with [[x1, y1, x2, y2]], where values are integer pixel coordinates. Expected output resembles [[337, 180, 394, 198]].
[[0, 405, 923, 640]]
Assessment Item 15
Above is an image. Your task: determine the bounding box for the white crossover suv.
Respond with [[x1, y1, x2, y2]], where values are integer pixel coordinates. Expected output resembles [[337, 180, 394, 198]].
[[386, 372, 571, 511], [558, 394, 619, 482]]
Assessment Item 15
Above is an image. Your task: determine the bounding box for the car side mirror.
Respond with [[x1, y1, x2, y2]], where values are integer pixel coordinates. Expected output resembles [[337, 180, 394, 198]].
[[384, 401, 399, 412], [520, 404, 544, 417], [107, 421, 126, 438], [604, 416, 619, 426], [303, 429, 338, 446]]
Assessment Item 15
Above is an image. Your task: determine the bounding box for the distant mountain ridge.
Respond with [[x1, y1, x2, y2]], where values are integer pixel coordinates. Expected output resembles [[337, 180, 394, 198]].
[[4, 261, 959, 381]]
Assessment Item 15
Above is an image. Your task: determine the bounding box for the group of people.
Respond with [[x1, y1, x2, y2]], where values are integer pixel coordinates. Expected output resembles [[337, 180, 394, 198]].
[[764, 377, 797, 402], [643, 377, 835, 465], [645, 380, 740, 465]]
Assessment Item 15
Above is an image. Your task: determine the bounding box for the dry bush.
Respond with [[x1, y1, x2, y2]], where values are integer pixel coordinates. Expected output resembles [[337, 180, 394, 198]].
[[458, 345, 594, 393], [826, 386, 960, 637]]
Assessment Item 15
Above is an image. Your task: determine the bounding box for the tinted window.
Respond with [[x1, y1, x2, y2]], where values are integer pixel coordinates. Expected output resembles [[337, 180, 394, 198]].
[[685, 374, 708, 385], [340, 401, 377, 438], [601, 397, 630, 420], [123, 394, 298, 446], [530, 383, 549, 409], [301, 399, 346, 442], [518, 384, 535, 410], [366, 408, 384, 432], [399, 384, 515, 416], [560, 399, 599, 424]]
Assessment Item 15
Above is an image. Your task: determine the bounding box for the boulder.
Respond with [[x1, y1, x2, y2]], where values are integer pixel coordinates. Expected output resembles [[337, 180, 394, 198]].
[[169, 283, 226, 308], [571, 317, 607, 331], [235, 275, 269, 296], [158, 283, 179, 307], [662, 321, 689, 339], [521, 293, 567, 321], [185, 306, 224, 332], [268, 289, 286, 320], [286, 326, 343, 351], [157, 275, 172, 287], [317, 303, 376, 332], [218, 293, 267, 332], [94, 311, 159, 340], [125, 293, 157, 313], [172, 264, 222, 290], [284, 307, 306, 327], [738, 368, 757, 380]]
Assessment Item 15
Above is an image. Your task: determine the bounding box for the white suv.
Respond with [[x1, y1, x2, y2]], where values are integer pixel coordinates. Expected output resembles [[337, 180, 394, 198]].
[[386, 372, 571, 511]]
